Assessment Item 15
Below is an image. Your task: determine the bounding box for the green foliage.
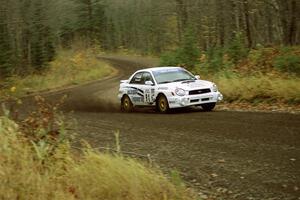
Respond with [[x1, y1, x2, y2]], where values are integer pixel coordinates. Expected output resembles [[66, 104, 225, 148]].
[[2, 0, 299, 78], [160, 50, 182, 66], [192, 33, 249, 73], [226, 32, 249, 64], [30, 1, 55, 70], [0, 8, 13, 76], [206, 48, 228, 71], [30, 30, 55, 70], [273, 54, 300, 75], [0, 35, 13, 76], [0, 0, 56, 75], [170, 170, 185, 187], [160, 28, 200, 69], [194, 47, 234, 74], [179, 28, 200, 68], [73, 0, 107, 47], [234, 46, 300, 75]]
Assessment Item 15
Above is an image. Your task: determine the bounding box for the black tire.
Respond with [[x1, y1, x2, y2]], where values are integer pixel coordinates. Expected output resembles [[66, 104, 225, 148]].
[[201, 103, 216, 111], [121, 95, 133, 112], [156, 94, 169, 113]]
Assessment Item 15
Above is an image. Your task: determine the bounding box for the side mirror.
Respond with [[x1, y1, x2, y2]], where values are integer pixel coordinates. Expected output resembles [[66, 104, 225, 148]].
[[145, 80, 154, 86], [195, 75, 201, 80]]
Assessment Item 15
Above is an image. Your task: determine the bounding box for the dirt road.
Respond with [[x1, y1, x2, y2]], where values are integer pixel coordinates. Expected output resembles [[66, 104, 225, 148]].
[[19, 56, 300, 200]]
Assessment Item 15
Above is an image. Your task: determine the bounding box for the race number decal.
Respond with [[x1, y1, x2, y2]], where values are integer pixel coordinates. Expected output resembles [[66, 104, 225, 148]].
[[144, 89, 155, 103], [144, 89, 151, 103]]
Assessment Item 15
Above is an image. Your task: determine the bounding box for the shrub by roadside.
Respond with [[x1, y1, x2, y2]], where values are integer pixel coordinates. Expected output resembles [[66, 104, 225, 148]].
[[0, 98, 195, 200], [161, 45, 300, 106], [208, 72, 300, 104], [0, 48, 114, 99]]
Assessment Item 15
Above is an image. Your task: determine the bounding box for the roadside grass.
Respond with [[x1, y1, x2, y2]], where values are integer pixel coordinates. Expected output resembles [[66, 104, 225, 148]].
[[208, 72, 300, 104], [0, 48, 114, 99], [0, 99, 195, 200], [191, 46, 300, 105]]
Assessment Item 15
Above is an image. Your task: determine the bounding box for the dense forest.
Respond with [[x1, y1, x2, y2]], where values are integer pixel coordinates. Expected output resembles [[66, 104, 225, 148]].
[[0, 0, 299, 76]]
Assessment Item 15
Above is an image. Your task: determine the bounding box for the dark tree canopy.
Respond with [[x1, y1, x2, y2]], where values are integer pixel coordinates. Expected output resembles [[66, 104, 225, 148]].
[[0, 0, 299, 77]]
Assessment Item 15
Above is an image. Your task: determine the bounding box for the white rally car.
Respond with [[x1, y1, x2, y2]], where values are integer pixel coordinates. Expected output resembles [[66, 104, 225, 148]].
[[118, 67, 223, 113]]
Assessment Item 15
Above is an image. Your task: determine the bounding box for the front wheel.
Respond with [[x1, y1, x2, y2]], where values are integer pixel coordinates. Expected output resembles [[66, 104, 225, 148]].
[[156, 95, 169, 113], [201, 103, 216, 111], [121, 95, 133, 112]]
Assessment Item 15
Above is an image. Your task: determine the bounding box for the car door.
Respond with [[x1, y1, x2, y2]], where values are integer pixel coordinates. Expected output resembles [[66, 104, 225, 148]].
[[140, 72, 156, 105], [128, 72, 145, 105]]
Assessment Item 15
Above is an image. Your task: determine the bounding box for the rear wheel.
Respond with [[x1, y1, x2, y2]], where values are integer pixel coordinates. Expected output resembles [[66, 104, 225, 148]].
[[121, 95, 133, 112], [156, 95, 169, 113], [201, 103, 216, 111]]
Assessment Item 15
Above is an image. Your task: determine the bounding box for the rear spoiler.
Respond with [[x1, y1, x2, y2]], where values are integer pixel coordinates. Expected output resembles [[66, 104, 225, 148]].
[[120, 80, 128, 83]]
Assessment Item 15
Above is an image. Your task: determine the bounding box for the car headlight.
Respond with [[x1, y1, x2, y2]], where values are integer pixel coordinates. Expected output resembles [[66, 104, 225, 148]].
[[212, 84, 218, 92], [175, 88, 186, 96]]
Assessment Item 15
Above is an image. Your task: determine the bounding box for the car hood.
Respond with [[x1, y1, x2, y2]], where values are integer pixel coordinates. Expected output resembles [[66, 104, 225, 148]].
[[159, 80, 213, 91]]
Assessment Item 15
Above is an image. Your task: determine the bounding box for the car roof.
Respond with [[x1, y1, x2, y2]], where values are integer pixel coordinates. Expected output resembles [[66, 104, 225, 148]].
[[137, 66, 182, 73]]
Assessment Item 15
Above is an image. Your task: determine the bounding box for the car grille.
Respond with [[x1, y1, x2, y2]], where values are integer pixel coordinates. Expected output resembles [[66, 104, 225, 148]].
[[190, 99, 199, 103], [189, 88, 211, 95]]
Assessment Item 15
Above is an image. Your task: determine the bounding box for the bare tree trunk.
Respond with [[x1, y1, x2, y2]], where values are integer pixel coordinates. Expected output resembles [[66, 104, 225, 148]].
[[233, 0, 241, 32], [243, 0, 252, 47], [175, 0, 188, 42], [87, 0, 93, 46], [216, 0, 225, 47], [277, 0, 297, 45], [265, 3, 273, 44], [288, 0, 297, 45]]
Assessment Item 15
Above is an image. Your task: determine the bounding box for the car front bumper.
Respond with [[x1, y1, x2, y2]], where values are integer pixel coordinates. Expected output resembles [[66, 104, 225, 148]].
[[167, 92, 223, 108]]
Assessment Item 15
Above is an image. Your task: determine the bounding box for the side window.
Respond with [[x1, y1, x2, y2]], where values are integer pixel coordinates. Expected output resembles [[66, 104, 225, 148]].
[[130, 72, 143, 84], [142, 72, 154, 85]]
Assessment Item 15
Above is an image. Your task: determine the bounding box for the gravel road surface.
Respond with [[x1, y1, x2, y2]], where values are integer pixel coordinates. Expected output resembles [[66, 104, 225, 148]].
[[16, 56, 300, 200]]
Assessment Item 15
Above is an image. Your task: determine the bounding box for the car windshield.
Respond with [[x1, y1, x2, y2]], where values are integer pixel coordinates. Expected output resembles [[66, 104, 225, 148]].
[[152, 68, 196, 84]]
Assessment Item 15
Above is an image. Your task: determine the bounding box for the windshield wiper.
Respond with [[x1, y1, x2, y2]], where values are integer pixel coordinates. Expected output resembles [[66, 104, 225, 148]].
[[174, 78, 195, 82], [159, 81, 172, 84], [182, 80, 196, 83], [159, 79, 195, 84]]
